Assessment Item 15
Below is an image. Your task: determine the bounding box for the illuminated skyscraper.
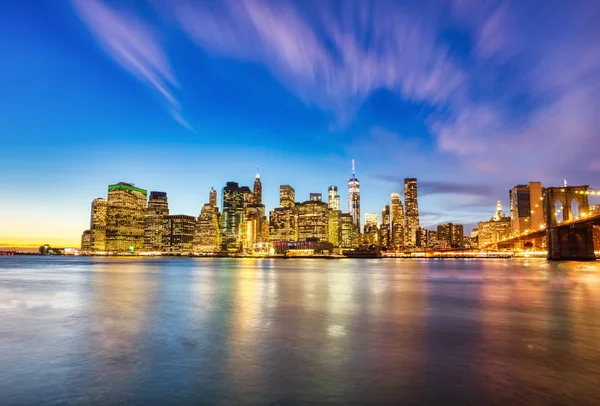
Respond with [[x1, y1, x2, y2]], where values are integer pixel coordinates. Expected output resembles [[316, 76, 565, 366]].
[[162, 215, 196, 252], [280, 185, 295, 208], [253, 167, 262, 205], [90, 197, 107, 252], [209, 187, 217, 207], [436, 223, 464, 248], [404, 178, 419, 247], [195, 189, 221, 252], [105, 182, 147, 253], [328, 186, 340, 210], [348, 160, 360, 231], [221, 182, 244, 251], [380, 205, 390, 248], [390, 193, 404, 248], [297, 200, 329, 242], [144, 191, 169, 251], [328, 209, 341, 246], [81, 230, 91, 251], [339, 213, 359, 248], [363, 213, 379, 245], [477, 201, 511, 247], [269, 207, 298, 242]]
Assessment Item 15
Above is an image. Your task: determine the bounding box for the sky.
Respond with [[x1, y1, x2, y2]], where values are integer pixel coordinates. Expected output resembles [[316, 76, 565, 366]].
[[1, 0, 600, 248]]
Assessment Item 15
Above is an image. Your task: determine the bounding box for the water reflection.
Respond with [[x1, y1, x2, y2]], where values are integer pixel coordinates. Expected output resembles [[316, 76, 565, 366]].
[[2, 257, 600, 405]]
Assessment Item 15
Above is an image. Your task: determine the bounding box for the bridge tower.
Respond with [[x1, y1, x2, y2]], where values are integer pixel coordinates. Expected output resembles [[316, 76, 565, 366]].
[[543, 186, 595, 260]]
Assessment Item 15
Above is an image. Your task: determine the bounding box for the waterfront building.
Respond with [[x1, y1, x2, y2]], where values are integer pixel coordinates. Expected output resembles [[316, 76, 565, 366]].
[[328, 186, 340, 211], [221, 182, 244, 251], [404, 178, 420, 247], [380, 205, 391, 248], [427, 230, 437, 248], [417, 227, 428, 248], [81, 230, 91, 251], [328, 209, 341, 246], [162, 215, 196, 253], [194, 196, 221, 253], [437, 223, 464, 248], [105, 182, 147, 253], [363, 213, 379, 246], [340, 213, 359, 248], [269, 207, 298, 242], [280, 185, 295, 209], [90, 197, 107, 252], [348, 160, 361, 231], [243, 204, 266, 250], [510, 182, 544, 234], [310, 193, 322, 202], [297, 200, 329, 242], [144, 191, 169, 251], [478, 201, 511, 247], [390, 193, 404, 248]]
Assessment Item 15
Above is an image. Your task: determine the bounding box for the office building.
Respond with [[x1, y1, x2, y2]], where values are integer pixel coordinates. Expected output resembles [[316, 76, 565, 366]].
[[297, 200, 329, 242], [404, 178, 420, 247], [417, 227, 428, 248], [380, 205, 391, 248], [162, 215, 196, 252], [221, 182, 244, 251], [81, 230, 91, 251], [478, 201, 511, 247], [437, 223, 464, 248], [269, 207, 298, 242], [340, 213, 359, 248], [105, 182, 147, 253], [253, 168, 262, 205], [328, 209, 341, 246], [310, 193, 322, 202], [348, 160, 361, 231], [390, 193, 404, 248], [144, 191, 169, 251], [328, 186, 340, 211], [364, 213, 379, 245], [510, 182, 544, 234], [90, 197, 107, 252], [280, 185, 295, 208], [195, 190, 221, 252]]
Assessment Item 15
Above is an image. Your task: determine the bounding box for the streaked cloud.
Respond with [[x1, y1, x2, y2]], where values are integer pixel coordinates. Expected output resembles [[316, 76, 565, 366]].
[[70, 0, 191, 129]]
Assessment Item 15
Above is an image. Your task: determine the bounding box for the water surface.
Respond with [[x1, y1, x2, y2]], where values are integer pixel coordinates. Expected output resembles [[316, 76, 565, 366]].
[[1, 257, 600, 405]]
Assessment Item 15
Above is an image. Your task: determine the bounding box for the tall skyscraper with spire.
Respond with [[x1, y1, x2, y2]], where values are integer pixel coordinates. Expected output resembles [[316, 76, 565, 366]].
[[348, 159, 361, 231], [253, 166, 262, 205], [404, 178, 420, 247]]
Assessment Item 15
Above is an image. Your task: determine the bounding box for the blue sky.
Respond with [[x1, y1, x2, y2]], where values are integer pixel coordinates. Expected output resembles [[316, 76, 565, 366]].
[[1, 0, 600, 246]]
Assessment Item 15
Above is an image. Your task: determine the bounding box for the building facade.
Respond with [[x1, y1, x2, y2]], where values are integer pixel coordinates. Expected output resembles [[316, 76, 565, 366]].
[[195, 203, 220, 252], [340, 213, 359, 248], [348, 160, 361, 231], [436, 223, 464, 248], [390, 192, 405, 248], [380, 205, 391, 248], [297, 201, 329, 242], [510, 182, 544, 234], [279, 185, 295, 209], [105, 182, 147, 253], [478, 201, 511, 248], [269, 207, 298, 242], [328, 186, 340, 211], [221, 182, 244, 251], [328, 209, 341, 246], [90, 197, 107, 252], [144, 191, 169, 251], [81, 230, 91, 251], [162, 215, 196, 252], [404, 178, 420, 247]]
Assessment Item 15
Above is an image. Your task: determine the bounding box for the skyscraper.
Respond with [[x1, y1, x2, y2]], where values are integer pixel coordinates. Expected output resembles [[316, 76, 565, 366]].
[[269, 207, 298, 242], [162, 215, 196, 252], [328, 209, 341, 246], [363, 213, 379, 245], [195, 189, 221, 252], [105, 182, 147, 253], [328, 186, 340, 210], [436, 223, 464, 248], [280, 185, 295, 208], [297, 200, 329, 242], [253, 167, 262, 205], [390, 193, 404, 248], [348, 160, 360, 231], [90, 197, 107, 252], [209, 187, 217, 207], [339, 213, 359, 248], [404, 178, 420, 247], [221, 182, 244, 251], [144, 191, 169, 252], [81, 230, 91, 251], [510, 182, 544, 234], [380, 205, 390, 248]]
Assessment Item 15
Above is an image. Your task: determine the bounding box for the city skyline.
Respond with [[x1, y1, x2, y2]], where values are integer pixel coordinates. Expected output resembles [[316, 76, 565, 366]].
[[2, 1, 600, 248]]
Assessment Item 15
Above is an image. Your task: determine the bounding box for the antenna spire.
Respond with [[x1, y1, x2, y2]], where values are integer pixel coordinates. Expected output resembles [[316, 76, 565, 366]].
[[256, 165, 260, 179], [352, 159, 355, 178]]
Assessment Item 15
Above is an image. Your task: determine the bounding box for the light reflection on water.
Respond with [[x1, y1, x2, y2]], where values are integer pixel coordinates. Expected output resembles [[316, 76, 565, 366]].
[[1, 257, 600, 405]]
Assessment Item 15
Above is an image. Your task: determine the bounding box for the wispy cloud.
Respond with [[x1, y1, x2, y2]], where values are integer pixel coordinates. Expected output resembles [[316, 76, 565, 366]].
[[70, 0, 191, 130]]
